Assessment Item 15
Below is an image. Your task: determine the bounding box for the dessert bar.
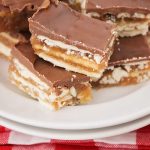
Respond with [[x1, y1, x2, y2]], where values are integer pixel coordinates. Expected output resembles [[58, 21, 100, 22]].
[[29, 2, 117, 79], [99, 35, 150, 86], [0, 32, 27, 59], [0, 0, 45, 59], [65, 0, 150, 37], [9, 42, 92, 110], [0, 0, 45, 32]]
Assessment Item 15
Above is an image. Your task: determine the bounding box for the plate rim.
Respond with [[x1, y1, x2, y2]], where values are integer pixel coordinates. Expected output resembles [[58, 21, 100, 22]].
[[0, 115, 150, 140], [1, 59, 150, 130], [0, 83, 150, 130]]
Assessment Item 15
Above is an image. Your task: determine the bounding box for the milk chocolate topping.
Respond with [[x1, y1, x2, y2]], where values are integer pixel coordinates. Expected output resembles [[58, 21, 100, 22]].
[[29, 2, 115, 55], [1, 0, 45, 12], [0, 0, 45, 32], [87, 0, 150, 15], [109, 35, 150, 66], [0, 3, 9, 12], [12, 43, 89, 88]]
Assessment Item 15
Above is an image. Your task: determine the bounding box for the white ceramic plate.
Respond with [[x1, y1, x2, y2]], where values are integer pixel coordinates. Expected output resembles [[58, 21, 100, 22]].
[[0, 115, 150, 140], [0, 58, 150, 130]]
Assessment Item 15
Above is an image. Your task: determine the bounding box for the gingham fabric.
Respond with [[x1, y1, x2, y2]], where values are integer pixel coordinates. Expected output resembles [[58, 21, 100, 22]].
[[0, 125, 150, 150]]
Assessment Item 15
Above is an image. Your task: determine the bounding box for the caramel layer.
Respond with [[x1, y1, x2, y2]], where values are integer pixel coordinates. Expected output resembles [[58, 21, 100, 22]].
[[97, 62, 150, 88], [31, 37, 108, 73], [9, 64, 92, 110]]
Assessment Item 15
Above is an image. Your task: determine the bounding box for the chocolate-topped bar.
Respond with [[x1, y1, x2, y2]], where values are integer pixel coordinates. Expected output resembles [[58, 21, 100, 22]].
[[9, 42, 92, 110], [65, 0, 150, 37], [99, 35, 150, 86], [1, 0, 46, 12], [0, 0, 45, 32], [0, 0, 49, 59], [29, 2, 117, 79], [0, 32, 28, 59]]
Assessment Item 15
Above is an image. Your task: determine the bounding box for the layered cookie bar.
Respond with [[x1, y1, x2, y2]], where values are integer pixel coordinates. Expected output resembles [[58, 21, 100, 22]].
[[65, 0, 150, 37], [9, 42, 92, 110], [0, 0, 45, 32], [99, 35, 150, 87], [0, 0, 46, 59], [29, 2, 117, 79], [0, 32, 28, 59]]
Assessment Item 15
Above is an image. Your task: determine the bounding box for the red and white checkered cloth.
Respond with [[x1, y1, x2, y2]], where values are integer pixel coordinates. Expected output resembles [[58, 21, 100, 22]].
[[0, 125, 150, 150]]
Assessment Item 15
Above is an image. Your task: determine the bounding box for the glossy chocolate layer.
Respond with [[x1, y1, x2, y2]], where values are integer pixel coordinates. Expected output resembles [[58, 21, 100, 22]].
[[29, 2, 115, 55], [0, 0, 45, 12], [109, 35, 150, 66], [12, 42, 90, 88], [0, 3, 9, 12], [0, 0, 44, 32], [87, 0, 150, 15]]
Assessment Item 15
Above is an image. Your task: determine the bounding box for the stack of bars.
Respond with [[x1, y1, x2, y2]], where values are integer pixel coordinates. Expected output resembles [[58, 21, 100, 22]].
[[0, 0, 45, 59], [1, 0, 150, 110]]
